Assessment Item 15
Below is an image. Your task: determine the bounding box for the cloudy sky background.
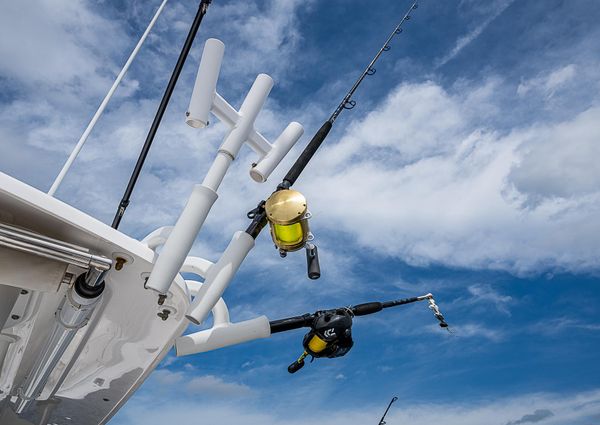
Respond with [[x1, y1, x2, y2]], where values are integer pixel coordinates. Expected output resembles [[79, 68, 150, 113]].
[[1, 0, 600, 424]]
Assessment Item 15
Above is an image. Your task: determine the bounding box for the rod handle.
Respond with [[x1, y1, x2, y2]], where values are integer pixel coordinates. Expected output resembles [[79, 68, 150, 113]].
[[351, 302, 383, 316], [283, 121, 333, 187]]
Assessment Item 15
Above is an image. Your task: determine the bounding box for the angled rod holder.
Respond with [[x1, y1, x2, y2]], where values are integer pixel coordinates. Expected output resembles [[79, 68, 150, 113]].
[[112, 0, 213, 229], [143, 38, 303, 299]]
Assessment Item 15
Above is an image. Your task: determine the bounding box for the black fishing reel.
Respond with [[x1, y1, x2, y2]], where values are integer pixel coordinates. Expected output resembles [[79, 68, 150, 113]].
[[287, 308, 354, 373], [269, 293, 449, 374]]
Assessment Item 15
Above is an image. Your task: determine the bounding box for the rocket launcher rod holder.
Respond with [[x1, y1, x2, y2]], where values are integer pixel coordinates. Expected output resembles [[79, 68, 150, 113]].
[[269, 293, 448, 373]]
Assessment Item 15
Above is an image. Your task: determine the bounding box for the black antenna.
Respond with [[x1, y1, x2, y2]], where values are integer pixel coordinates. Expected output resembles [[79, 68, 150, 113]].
[[378, 396, 399, 425], [111, 0, 212, 229], [246, 1, 419, 238]]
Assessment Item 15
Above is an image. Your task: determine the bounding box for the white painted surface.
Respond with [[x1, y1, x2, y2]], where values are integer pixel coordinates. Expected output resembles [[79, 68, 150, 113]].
[[186, 38, 225, 128], [175, 316, 271, 356], [250, 121, 304, 182], [185, 231, 255, 325], [0, 171, 190, 424], [144, 184, 218, 294]]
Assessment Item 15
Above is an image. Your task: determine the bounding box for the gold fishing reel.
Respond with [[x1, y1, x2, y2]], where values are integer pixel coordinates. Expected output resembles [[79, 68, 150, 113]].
[[264, 189, 320, 279], [265, 189, 311, 253]]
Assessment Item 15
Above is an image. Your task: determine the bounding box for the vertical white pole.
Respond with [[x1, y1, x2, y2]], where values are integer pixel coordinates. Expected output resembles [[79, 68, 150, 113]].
[[48, 0, 169, 196]]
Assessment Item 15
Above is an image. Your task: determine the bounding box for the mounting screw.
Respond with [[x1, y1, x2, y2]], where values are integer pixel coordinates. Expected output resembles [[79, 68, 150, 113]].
[[11, 315, 20, 320], [114, 257, 127, 271], [157, 309, 170, 321], [157, 294, 167, 306]]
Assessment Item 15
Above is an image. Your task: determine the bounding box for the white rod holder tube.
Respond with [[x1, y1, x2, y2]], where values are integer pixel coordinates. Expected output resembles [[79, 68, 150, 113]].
[[185, 231, 255, 325], [249, 121, 304, 183], [184, 280, 229, 325], [219, 74, 273, 158], [202, 151, 233, 191], [48, 0, 169, 196], [186, 38, 225, 128], [145, 185, 218, 294], [175, 316, 271, 356]]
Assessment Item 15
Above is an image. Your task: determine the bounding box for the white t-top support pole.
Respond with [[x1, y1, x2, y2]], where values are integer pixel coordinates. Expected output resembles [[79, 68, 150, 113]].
[[48, 0, 169, 196]]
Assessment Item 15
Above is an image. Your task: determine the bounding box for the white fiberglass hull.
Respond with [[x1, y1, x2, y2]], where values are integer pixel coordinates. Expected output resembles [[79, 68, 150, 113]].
[[0, 171, 190, 424]]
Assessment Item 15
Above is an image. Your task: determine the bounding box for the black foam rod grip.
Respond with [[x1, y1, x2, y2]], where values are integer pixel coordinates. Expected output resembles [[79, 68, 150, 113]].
[[269, 313, 314, 334], [351, 302, 383, 316], [283, 121, 333, 186], [306, 243, 321, 280]]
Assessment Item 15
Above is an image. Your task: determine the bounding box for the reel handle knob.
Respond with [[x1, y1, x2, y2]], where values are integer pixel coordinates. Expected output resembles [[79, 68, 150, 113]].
[[287, 358, 305, 373], [306, 243, 320, 280]]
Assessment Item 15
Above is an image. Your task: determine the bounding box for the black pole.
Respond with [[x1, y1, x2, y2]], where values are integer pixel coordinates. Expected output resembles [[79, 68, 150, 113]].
[[269, 294, 440, 334], [378, 396, 398, 425], [112, 0, 212, 229]]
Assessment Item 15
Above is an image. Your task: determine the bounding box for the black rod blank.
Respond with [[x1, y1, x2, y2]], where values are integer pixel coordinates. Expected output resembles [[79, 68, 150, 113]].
[[378, 396, 398, 425], [246, 1, 420, 238], [269, 294, 434, 334], [112, 0, 212, 229], [282, 1, 418, 189]]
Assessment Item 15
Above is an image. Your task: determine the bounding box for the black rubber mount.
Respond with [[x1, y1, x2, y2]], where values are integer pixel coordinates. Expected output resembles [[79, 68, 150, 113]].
[[74, 273, 105, 299]]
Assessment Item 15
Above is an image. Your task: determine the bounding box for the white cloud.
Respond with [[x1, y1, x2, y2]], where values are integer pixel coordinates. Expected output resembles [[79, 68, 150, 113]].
[[186, 375, 253, 397], [112, 389, 600, 425], [143, 369, 253, 398], [466, 284, 513, 315], [508, 106, 600, 203], [437, 0, 516, 67], [517, 64, 577, 98], [0, 0, 131, 94], [529, 317, 600, 336], [301, 76, 600, 274]]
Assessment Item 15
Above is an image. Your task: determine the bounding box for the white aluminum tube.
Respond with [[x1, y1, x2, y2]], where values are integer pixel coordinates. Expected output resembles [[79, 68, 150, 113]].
[[48, 0, 169, 196], [14, 289, 101, 413], [184, 280, 229, 325], [202, 151, 233, 191], [145, 185, 218, 294], [185, 231, 255, 324], [186, 38, 225, 128], [175, 316, 271, 356], [219, 74, 273, 158], [249, 121, 304, 183]]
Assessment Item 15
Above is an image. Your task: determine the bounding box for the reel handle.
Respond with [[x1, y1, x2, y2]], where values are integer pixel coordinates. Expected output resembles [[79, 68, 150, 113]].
[[287, 359, 305, 373], [306, 243, 320, 280]]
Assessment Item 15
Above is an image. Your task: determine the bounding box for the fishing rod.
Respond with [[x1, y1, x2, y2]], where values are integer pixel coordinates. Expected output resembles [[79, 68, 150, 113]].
[[245, 1, 420, 278], [378, 396, 398, 425], [111, 0, 213, 229], [268, 292, 447, 373]]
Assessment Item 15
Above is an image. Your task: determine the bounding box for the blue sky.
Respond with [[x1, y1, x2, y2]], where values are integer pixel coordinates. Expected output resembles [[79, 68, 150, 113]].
[[1, 0, 600, 424]]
